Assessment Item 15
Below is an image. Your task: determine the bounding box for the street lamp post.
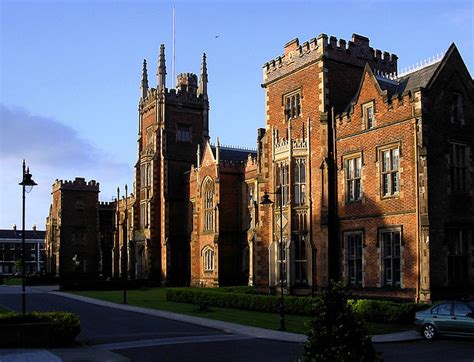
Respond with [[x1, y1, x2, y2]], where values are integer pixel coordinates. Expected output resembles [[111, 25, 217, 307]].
[[19, 160, 37, 315], [123, 184, 128, 305], [260, 186, 285, 331]]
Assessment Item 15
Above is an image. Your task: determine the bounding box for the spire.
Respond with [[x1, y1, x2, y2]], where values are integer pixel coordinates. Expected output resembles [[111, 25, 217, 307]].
[[198, 52, 208, 99], [215, 137, 220, 163], [158, 44, 166, 91], [141, 59, 148, 100]]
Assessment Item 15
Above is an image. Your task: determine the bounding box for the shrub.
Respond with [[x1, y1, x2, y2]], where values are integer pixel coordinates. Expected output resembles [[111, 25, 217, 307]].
[[0, 311, 81, 346], [166, 288, 317, 315], [350, 299, 427, 324], [303, 282, 377, 362]]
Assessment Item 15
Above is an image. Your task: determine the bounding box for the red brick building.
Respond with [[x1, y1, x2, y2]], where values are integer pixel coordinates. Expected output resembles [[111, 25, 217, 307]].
[[45, 178, 102, 276], [49, 33, 470, 300], [187, 140, 256, 287], [253, 34, 473, 301]]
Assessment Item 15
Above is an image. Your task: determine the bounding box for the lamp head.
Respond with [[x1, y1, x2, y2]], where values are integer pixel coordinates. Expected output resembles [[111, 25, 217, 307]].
[[260, 191, 274, 205], [19, 167, 37, 193]]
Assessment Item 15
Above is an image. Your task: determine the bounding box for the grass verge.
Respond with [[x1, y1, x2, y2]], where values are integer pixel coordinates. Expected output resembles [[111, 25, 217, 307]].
[[3, 278, 22, 286], [72, 288, 411, 335]]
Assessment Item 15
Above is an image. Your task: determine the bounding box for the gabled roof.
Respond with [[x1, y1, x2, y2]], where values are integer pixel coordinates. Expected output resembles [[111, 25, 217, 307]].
[[0, 229, 46, 241], [340, 43, 460, 117]]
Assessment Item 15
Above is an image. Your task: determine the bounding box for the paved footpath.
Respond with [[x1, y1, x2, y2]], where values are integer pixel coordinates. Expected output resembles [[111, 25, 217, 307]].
[[0, 285, 421, 361]]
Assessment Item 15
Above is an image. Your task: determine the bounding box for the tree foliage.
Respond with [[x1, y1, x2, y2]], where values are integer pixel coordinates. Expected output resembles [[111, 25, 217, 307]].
[[303, 282, 378, 362]]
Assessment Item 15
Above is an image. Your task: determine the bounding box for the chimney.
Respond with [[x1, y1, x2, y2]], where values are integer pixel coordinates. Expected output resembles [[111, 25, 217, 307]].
[[12, 224, 16, 231], [32, 224, 37, 231]]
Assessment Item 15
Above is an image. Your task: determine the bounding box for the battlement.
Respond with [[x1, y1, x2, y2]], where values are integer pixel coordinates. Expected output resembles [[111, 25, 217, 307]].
[[99, 201, 116, 208], [52, 177, 100, 192], [263, 33, 397, 84]]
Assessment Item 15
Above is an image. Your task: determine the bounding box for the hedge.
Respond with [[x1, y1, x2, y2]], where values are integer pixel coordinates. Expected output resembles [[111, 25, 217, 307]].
[[349, 299, 428, 324], [0, 311, 81, 346], [166, 288, 315, 315], [166, 287, 427, 324]]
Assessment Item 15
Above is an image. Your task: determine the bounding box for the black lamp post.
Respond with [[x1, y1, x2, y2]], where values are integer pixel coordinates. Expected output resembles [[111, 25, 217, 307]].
[[260, 185, 285, 331], [18, 160, 37, 315], [123, 184, 128, 304]]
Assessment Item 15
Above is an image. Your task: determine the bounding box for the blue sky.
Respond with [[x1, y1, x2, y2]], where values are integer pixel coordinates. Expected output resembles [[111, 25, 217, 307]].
[[1, 0, 473, 229]]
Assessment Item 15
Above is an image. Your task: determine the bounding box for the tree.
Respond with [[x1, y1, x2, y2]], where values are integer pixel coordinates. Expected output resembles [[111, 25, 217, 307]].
[[303, 282, 378, 362]]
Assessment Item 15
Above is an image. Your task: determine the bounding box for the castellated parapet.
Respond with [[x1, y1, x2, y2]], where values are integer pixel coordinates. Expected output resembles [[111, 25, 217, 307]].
[[52, 177, 100, 193], [263, 33, 398, 84]]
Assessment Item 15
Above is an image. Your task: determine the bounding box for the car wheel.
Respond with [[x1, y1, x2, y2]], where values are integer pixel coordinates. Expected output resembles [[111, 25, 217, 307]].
[[422, 323, 436, 340]]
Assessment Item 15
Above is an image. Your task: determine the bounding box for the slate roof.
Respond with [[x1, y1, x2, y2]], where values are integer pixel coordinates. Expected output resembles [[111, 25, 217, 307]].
[[210, 145, 257, 163], [0, 229, 46, 241], [394, 61, 442, 94]]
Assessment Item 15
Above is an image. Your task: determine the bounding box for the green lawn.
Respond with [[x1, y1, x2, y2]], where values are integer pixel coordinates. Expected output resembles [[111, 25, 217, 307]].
[[73, 288, 411, 335], [3, 278, 22, 286]]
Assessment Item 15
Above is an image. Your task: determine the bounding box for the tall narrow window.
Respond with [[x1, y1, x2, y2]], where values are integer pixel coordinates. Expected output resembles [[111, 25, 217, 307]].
[[294, 235, 307, 285], [451, 93, 464, 124], [294, 158, 306, 206], [363, 102, 375, 129], [146, 126, 154, 149], [450, 143, 468, 192], [381, 230, 401, 287], [381, 148, 400, 197], [277, 163, 289, 206], [278, 242, 287, 286], [284, 92, 301, 121], [146, 163, 151, 187], [176, 124, 192, 142], [346, 156, 362, 202], [447, 229, 469, 285], [346, 232, 363, 286], [204, 180, 214, 232], [203, 247, 214, 271]]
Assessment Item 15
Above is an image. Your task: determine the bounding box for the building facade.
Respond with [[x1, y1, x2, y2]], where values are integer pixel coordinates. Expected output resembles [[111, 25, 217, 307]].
[[0, 225, 45, 275], [46, 33, 472, 301], [45, 178, 104, 277]]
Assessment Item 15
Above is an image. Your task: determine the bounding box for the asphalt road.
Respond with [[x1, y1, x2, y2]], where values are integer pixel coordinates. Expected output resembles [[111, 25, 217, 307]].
[[0, 286, 304, 361], [1, 286, 473, 362]]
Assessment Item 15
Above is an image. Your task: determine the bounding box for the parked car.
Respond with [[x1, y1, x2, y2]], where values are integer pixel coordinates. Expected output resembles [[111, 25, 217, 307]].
[[415, 301, 474, 340]]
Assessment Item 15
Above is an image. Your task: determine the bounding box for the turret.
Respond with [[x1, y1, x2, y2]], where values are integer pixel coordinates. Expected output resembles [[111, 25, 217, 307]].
[[158, 44, 166, 91], [198, 53, 208, 99], [141, 59, 148, 100]]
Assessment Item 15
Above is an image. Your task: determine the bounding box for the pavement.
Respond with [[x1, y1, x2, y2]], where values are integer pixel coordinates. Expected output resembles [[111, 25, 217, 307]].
[[0, 285, 423, 361]]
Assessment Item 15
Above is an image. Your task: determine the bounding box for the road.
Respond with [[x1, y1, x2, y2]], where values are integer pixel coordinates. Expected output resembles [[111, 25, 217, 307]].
[[1, 285, 473, 361], [0, 286, 302, 361]]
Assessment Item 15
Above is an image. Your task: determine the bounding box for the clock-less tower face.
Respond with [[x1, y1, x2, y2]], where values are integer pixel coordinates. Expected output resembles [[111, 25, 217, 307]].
[[133, 47, 209, 285]]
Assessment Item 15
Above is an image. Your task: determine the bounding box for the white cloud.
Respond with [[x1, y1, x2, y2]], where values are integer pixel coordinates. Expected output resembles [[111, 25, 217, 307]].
[[0, 104, 133, 229]]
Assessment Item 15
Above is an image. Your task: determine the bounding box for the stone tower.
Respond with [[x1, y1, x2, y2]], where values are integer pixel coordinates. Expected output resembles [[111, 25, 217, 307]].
[[135, 45, 209, 285], [258, 34, 397, 292], [45, 178, 100, 277]]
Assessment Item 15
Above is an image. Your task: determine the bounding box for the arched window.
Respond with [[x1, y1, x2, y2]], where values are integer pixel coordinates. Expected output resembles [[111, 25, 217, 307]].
[[203, 179, 214, 232], [203, 247, 214, 271]]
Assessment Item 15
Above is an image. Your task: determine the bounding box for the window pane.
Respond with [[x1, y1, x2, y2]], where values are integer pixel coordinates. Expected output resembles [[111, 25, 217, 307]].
[[454, 303, 471, 317], [383, 151, 390, 172], [382, 174, 389, 196], [392, 148, 399, 171], [437, 303, 452, 316]]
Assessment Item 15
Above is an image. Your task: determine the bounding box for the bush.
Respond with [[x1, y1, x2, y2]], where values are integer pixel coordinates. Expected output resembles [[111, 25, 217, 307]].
[[166, 288, 317, 315], [167, 286, 426, 324], [350, 299, 427, 324], [0, 311, 81, 346], [303, 282, 377, 362]]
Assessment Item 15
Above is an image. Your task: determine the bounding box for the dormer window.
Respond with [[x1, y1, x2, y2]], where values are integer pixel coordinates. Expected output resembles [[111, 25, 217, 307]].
[[285, 91, 301, 121], [451, 93, 464, 124], [362, 102, 375, 129]]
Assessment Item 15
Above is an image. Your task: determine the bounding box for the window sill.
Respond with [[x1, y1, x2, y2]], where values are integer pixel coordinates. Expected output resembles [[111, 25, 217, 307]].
[[381, 193, 400, 200]]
